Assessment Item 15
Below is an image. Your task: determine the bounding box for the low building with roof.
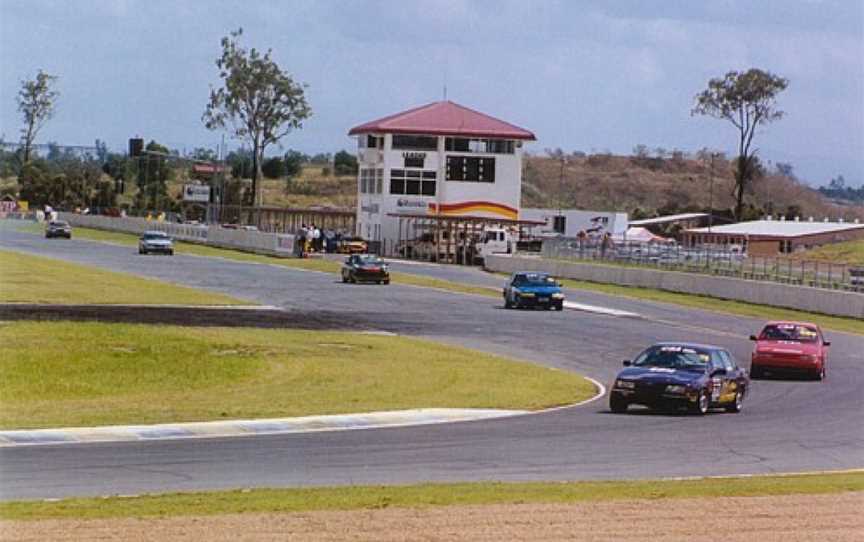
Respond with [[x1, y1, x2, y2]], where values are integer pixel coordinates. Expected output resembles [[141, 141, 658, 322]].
[[683, 217, 864, 256], [347, 100, 536, 252]]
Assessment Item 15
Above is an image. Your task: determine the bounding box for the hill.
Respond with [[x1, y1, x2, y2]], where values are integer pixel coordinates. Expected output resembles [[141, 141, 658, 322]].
[[522, 152, 864, 222]]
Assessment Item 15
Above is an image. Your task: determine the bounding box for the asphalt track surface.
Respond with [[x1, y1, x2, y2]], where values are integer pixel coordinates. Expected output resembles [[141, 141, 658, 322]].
[[1, 222, 862, 500]]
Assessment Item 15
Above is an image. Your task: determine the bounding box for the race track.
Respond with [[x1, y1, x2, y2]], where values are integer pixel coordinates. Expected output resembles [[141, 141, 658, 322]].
[[1, 222, 862, 500]]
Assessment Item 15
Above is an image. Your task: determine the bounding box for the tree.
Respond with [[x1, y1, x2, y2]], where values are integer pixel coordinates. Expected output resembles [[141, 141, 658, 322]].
[[283, 149, 304, 179], [692, 68, 788, 220], [202, 28, 311, 206], [17, 70, 59, 164], [261, 156, 285, 179], [333, 150, 358, 175]]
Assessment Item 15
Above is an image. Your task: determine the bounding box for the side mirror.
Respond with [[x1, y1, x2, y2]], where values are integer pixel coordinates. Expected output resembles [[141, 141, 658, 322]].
[[622, 360, 631, 367], [345, 257, 351, 263], [710, 368, 727, 377], [823, 341, 831, 347], [749, 335, 758, 341]]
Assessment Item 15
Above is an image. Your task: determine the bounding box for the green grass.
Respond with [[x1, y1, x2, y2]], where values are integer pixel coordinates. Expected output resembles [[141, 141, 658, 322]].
[[2, 471, 861, 520], [0, 322, 594, 429], [796, 239, 864, 266], [556, 277, 864, 335], [0, 250, 246, 306]]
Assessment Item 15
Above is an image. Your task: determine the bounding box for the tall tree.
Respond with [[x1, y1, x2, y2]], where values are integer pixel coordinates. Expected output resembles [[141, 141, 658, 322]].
[[17, 70, 59, 164], [692, 68, 788, 220], [202, 28, 311, 206]]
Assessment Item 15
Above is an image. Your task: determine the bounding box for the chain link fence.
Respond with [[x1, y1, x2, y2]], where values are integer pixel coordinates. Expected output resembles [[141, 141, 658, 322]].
[[541, 238, 864, 292]]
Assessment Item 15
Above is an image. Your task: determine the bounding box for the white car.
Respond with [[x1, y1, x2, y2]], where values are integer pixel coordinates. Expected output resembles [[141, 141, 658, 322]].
[[138, 231, 174, 255]]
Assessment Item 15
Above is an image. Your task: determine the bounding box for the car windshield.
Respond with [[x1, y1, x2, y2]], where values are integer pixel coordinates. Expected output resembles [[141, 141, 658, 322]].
[[513, 273, 555, 287], [50, 222, 68, 227], [358, 255, 382, 265], [759, 324, 818, 343], [633, 345, 711, 370], [143, 233, 168, 240]]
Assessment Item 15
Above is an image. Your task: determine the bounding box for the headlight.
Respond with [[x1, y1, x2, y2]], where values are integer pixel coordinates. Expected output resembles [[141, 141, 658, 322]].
[[803, 354, 818, 363], [615, 379, 635, 390], [665, 384, 687, 394], [551, 293, 565, 299], [517, 291, 535, 297], [382, 264, 389, 271]]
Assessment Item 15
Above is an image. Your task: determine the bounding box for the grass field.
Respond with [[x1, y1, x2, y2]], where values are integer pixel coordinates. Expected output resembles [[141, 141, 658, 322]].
[[795, 239, 864, 266], [555, 277, 864, 336], [0, 321, 594, 429], [2, 471, 861, 520], [0, 250, 245, 306], [17, 224, 864, 334]]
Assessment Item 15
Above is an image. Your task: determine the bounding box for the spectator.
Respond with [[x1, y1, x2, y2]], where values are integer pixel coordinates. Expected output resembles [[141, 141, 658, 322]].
[[296, 224, 307, 258]]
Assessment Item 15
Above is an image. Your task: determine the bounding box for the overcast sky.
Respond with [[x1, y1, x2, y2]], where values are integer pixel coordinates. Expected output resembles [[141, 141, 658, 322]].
[[1, 0, 862, 186]]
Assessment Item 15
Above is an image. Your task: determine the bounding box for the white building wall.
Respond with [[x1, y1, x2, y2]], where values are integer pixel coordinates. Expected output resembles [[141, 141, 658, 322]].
[[355, 134, 524, 250], [520, 208, 629, 238]]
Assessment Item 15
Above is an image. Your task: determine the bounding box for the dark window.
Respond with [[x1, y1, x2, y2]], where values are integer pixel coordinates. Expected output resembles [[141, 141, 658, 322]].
[[421, 180, 436, 196], [406, 179, 421, 195], [404, 156, 425, 168], [445, 138, 514, 154], [390, 178, 405, 194], [406, 170, 421, 178], [390, 169, 436, 195], [422, 171, 436, 179], [553, 215, 566, 234], [392, 135, 438, 150], [445, 138, 470, 152]]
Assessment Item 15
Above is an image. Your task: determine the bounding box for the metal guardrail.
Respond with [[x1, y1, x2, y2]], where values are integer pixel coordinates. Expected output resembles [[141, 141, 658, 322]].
[[541, 238, 864, 293]]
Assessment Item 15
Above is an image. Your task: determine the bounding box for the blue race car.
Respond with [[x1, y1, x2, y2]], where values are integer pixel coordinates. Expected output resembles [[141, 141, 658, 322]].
[[610, 342, 749, 415], [503, 272, 565, 311]]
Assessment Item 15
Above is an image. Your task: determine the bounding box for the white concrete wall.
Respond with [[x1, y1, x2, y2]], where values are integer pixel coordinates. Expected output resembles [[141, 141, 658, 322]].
[[59, 213, 296, 257], [485, 254, 864, 319]]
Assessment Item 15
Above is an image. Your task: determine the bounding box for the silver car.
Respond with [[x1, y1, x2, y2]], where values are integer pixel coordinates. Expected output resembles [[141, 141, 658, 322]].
[[138, 231, 174, 255]]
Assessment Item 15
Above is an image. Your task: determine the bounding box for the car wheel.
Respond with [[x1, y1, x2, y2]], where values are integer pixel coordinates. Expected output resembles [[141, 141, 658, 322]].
[[555, 302, 564, 311], [139, 249, 146, 255], [341, 273, 348, 283], [383, 279, 390, 285], [168, 249, 174, 256], [725, 389, 744, 413], [749, 365, 762, 379], [814, 364, 826, 381], [609, 396, 628, 413], [692, 390, 710, 415]]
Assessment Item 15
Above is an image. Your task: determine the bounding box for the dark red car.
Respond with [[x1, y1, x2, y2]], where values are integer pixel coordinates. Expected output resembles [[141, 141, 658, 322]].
[[749, 321, 830, 380]]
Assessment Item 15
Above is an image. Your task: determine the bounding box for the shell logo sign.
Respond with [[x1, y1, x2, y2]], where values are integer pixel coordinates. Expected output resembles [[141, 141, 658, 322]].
[[429, 201, 518, 220]]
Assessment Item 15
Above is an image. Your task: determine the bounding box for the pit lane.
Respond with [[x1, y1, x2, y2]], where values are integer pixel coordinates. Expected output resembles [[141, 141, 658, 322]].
[[1, 222, 862, 500]]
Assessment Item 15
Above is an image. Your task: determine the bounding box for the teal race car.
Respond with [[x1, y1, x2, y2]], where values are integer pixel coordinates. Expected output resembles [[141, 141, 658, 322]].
[[503, 272, 565, 311]]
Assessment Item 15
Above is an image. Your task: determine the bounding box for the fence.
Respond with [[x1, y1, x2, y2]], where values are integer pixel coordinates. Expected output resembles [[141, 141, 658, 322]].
[[541, 238, 863, 293], [57, 213, 297, 258]]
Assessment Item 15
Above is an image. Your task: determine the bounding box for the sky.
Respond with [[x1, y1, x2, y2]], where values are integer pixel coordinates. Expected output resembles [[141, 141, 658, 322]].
[[1, 0, 862, 187]]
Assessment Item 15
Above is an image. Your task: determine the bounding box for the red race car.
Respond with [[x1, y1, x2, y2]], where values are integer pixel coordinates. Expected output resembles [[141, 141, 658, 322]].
[[749, 321, 830, 380]]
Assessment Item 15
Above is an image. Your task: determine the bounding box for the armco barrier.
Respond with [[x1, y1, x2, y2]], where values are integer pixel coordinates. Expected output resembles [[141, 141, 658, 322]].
[[485, 254, 864, 320], [58, 213, 296, 258]]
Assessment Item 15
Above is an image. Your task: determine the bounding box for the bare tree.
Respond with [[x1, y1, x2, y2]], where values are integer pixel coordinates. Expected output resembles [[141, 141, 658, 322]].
[[692, 68, 788, 220], [18, 70, 59, 164], [203, 28, 311, 206]]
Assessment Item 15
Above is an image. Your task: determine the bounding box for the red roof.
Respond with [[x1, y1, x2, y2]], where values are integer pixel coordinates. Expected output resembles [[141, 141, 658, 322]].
[[348, 101, 536, 140]]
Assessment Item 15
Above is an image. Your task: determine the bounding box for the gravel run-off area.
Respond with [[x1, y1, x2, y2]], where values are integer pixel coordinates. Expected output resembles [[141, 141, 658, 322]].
[[3, 492, 861, 542]]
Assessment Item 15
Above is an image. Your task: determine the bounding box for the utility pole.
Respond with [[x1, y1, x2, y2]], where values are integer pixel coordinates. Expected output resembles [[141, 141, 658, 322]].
[[558, 156, 566, 234], [708, 152, 715, 233]]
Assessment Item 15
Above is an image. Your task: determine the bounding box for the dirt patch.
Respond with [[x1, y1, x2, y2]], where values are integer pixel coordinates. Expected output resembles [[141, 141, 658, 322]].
[[0, 304, 378, 331], [3, 492, 861, 542]]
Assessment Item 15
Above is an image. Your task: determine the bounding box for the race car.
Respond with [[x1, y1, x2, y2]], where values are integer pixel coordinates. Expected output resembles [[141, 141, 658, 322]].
[[609, 342, 749, 415], [341, 254, 390, 284], [138, 231, 174, 255], [749, 321, 830, 380], [45, 220, 72, 239], [503, 272, 565, 310]]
